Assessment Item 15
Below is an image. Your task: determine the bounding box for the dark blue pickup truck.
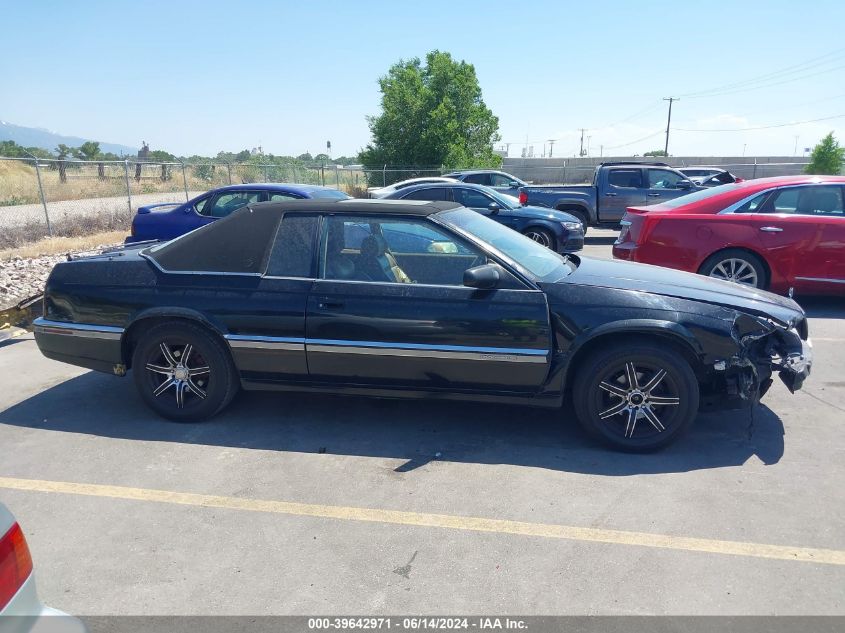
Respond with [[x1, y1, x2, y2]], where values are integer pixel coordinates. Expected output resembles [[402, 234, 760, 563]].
[[517, 162, 700, 232]]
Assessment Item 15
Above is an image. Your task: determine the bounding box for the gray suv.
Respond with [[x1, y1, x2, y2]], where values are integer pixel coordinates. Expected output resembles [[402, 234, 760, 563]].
[[442, 170, 527, 197]]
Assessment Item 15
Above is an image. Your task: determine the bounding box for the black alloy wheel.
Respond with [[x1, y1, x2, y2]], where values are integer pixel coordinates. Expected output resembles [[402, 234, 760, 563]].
[[573, 343, 699, 451], [132, 321, 239, 422]]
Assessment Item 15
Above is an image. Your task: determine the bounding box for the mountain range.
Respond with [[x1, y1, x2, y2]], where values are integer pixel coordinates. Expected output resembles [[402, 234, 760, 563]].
[[0, 120, 138, 156]]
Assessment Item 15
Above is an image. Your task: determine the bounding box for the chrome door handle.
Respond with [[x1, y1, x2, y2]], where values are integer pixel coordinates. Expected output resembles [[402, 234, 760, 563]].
[[605, 192, 617, 197], [647, 193, 661, 197], [759, 226, 783, 233]]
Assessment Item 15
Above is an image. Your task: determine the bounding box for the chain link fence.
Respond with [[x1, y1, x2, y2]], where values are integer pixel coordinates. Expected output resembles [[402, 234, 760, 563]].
[[0, 155, 834, 249]]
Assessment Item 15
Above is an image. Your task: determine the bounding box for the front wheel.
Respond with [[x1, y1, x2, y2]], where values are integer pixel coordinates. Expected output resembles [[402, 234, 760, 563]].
[[572, 343, 699, 452], [522, 227, 556, 250], [132, 321, 239, 422]]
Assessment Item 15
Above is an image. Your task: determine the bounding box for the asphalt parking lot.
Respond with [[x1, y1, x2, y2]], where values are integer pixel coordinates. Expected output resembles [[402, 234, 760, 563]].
[[0, 230, 843, 616]]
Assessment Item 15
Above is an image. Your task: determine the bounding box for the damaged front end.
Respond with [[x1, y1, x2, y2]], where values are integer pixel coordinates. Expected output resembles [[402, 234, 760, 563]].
[[717, 312, 812, 404]]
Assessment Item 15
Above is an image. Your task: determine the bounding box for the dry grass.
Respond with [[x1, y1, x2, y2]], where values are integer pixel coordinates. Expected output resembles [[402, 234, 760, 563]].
[[0, 229, 127, 261]]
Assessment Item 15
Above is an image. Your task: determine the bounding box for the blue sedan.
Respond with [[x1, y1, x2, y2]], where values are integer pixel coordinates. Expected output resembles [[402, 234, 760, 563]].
[[384, 182, 584, 253], [127, 183, 350, 243]]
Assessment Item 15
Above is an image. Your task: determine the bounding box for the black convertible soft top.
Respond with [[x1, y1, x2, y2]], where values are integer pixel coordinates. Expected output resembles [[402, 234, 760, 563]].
[[144, 198, 462, 275]]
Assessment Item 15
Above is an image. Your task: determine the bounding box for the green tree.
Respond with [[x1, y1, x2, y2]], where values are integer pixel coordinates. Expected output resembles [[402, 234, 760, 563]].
[[75, 141, 101, 161], [644, 149, 668, 157], [297, 152, 313, 162], [359, 50, 501, 182], [805, 132, 844, 175]]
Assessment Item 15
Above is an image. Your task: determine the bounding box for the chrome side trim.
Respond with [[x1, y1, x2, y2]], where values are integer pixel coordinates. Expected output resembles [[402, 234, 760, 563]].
[[224, 334, 305, 351], [222, 333, 548, 362], [307, 344, 547, 363], [140, 252, 262, 277], [33, 317, 124, 341], [306, 338, 548, 356], [795, 276, 845, 284]]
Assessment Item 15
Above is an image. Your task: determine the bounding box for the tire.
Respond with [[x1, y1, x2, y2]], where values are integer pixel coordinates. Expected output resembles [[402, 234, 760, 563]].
[[131, 321, 239, 422], [560, 208, 588, 236], [522, 227, 556, 250], [698, 249, 767, 289], [572, 342, 699, 452]]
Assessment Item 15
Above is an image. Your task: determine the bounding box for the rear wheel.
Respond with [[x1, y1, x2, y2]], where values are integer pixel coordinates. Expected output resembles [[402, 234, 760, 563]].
[[522, 227, 555, 250], [131, 321, 239, 422], [572, 343, 699, 452], [699, 249, 767, 289]]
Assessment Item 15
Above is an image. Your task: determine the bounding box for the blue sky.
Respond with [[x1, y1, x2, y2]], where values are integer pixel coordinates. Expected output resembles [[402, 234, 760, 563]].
[[2, 0, 844, 159]]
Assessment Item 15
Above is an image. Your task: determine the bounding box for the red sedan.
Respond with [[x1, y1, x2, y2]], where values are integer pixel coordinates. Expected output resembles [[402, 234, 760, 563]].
[[612, 175, 845, 296]]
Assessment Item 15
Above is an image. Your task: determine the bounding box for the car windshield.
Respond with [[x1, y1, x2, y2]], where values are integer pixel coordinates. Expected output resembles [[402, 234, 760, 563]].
[[437, 207, 576, 282], [308, 188, 350, 200], [479, 187, 518, 209], [655, 183, 743, 208]]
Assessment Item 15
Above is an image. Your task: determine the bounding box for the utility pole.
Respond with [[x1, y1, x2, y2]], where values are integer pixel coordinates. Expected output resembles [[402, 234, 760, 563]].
[[579, 129, 587, 157], [587, 136, 592, 157], [793, 136, 799, 156], [548, 139, 555, 158], [663, 97, 678, 156]]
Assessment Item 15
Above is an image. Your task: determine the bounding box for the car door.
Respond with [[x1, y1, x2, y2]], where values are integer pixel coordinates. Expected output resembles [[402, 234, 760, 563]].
[[305, 214, 552, 392], [602, 168, 647, 221], [747, 185, 834, 292], [645, 168, 694, 205]]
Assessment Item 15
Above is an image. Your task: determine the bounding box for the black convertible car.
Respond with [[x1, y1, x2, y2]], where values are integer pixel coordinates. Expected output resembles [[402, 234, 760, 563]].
[[33, 199, 812, 451]]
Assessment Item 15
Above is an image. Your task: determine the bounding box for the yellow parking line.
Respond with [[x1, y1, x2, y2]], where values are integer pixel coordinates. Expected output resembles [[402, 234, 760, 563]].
[[1, 476, 843, 566]]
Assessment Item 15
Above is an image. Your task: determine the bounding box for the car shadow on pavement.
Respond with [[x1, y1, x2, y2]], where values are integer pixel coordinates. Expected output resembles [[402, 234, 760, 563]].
[[798, 296, 845, 319], [0, 371, 785, 476]]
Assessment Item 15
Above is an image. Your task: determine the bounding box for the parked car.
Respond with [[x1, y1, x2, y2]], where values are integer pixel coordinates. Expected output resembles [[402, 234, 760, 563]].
[[0, 503, 87, 631], [127, 183, 350, 243], [678, 167, 743, 187], [384, 182, 584, 253], [34, 199, 811, 452], [367, 177, 458, 199], [518, 162, 701, 232], [442, 170, 528, 197], [612, 175, 845, 296]]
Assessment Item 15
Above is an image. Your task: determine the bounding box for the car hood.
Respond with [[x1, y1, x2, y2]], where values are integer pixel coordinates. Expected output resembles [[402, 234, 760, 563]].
[[561, 257, 804, 326], [508, 205, 579, 222]]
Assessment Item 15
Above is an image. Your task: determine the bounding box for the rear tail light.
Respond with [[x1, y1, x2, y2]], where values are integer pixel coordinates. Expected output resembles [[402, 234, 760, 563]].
[[0, 522, 34, 609], [518, 191, 528, 205]]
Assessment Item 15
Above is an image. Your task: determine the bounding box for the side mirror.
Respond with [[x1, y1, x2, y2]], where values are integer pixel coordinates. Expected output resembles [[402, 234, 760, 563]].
[[464, 264, 500, 289], [488, 202, 501, 214], [676, 179, 693, 190]]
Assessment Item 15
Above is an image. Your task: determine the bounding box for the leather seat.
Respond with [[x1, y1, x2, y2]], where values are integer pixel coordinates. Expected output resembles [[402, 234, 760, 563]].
[[356, 235, 412, 283]]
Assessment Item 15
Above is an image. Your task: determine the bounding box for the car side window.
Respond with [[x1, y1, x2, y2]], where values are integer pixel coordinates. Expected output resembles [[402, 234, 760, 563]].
[[463, 173, 489, 185], [770, 186, 845, 217], [489, 174, 513, 187], [453, 188, 494, 208], [402, 187, 448, 201], [265, 215, 319, 277], [715, 172, 734, 184], [608, 169, 643, 188], [647, 169, 686, 189], [321, 216, 483, 286], [202, 191, 263, 218], [734, 192, 768, 213], [193, 196, 209, 214], [269, 192, 301, 201]]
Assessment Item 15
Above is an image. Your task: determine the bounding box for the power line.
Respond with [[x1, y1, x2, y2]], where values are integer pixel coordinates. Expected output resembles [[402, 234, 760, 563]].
[[602, 130, 664, 150], [673, 113, 845, 132], [680, 47, 845, 98]]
